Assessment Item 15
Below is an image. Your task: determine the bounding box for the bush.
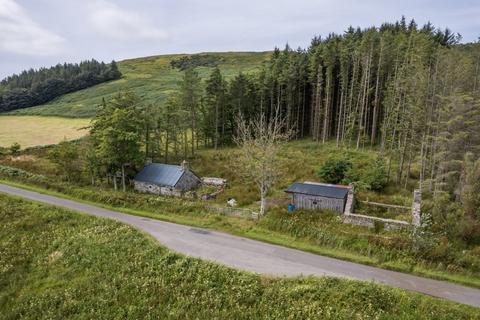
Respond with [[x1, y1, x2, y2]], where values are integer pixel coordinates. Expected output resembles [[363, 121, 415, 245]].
[[361, 157, 388, 191], [318, 156, 387, 191], [343, 156, 388, 191], [318, 158, 352, 184], [9, 142, 21, 155], [0, 165, 46, 182], [456, 217, 480, 245], [373, 220, 385, 233]]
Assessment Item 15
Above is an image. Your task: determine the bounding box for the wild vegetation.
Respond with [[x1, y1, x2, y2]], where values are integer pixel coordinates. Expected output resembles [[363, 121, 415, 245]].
[[0, 60, 121, 113], [1, 194, 479, 319]]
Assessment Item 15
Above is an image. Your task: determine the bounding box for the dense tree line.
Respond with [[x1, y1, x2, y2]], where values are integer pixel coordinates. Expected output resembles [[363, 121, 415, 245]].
[[0, 60, 121, 112]]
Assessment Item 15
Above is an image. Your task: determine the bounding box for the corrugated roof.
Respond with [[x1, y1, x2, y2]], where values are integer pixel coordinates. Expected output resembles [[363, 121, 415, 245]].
[[285, 182, 350, 199], [134, 163, 185, 187]]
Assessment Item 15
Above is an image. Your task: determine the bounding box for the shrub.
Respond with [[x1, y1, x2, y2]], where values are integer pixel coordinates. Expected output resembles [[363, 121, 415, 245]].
[[373, 220, 385, 234], [455, 217, 480, 245], [362, 158, 388, 191], [343, 157, 388, 191], [9, 142, 21, 155], [0, 165, 47, 182], [318, 158, 352, 184]]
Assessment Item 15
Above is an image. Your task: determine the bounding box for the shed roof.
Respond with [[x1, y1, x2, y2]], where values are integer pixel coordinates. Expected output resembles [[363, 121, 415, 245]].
[[134, 163, 185, 187], [285, 182, 350, 199]]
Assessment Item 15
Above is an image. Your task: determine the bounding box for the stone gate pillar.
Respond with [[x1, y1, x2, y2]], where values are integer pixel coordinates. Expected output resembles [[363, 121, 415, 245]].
[[412, 189, 421, 227], [343, 184, 355, 215]]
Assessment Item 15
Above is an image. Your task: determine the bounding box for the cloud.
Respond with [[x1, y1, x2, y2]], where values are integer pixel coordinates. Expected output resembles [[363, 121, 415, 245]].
[[87, 0, 168, 40], [0, 0, 64, 55]]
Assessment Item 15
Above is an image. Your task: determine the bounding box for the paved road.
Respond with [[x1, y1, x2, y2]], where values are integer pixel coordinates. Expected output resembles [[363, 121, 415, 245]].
[[1, 183, 479, 308]]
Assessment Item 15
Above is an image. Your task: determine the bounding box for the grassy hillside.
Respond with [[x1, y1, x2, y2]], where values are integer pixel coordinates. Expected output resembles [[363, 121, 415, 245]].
[[8, 52, 271, 118], [0, 116, 89, 148], [0, 194, 478, 319]]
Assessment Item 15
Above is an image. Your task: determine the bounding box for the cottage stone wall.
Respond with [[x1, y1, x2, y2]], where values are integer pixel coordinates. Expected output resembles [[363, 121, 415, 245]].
[[175, 170, 201, 191], [134, 181, 182, 197]]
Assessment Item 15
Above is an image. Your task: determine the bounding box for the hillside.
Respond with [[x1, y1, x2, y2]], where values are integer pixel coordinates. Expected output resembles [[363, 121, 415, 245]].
[[7, 52, 271, 118], [1, 194, 478, 319]]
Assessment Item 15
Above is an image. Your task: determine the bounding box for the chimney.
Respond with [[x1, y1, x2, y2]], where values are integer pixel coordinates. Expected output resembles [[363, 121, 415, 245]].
[[181, 160, 189, 170]]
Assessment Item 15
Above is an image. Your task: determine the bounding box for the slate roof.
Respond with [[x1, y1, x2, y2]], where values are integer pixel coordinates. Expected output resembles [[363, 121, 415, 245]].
[[285, 182, 350, 199], [134, 163, 185, 187]]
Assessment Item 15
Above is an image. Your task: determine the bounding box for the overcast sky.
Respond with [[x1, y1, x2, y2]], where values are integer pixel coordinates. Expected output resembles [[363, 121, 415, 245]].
[[1, 0, 479, 79]]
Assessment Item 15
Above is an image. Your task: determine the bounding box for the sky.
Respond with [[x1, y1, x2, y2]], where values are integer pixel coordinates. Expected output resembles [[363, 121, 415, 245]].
[[1, 0, 479, 79]]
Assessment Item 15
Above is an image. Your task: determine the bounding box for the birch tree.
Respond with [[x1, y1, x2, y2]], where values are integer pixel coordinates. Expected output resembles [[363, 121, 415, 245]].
[[234, 111, 292, 215]]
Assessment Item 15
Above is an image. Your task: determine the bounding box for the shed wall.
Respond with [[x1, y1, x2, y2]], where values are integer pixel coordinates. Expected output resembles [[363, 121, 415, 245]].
[[292, 193, 345, 213]]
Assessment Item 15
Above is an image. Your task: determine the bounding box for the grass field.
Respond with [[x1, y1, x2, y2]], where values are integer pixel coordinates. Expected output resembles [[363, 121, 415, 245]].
[[7, 51, 271, 118], [0, 116, 90, 148], [0, 193, 478, 319]]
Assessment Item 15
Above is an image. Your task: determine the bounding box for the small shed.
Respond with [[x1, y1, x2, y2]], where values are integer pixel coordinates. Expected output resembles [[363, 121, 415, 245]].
[[285, 182, 351, 213], [134, 161, 201, 195]]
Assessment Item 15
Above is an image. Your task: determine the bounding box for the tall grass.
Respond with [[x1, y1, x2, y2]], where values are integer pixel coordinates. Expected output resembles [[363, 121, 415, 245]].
[[0, 194, 478, 319]]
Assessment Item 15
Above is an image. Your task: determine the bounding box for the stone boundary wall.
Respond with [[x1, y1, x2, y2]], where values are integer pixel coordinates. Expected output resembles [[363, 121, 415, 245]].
[[342, 213, 410, 230], [205, 205, 259, 220], [341, 186, 421, 231]]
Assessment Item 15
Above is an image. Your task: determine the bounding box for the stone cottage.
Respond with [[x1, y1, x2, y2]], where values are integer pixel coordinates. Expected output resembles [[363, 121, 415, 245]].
[[133, 160, 201, 195]]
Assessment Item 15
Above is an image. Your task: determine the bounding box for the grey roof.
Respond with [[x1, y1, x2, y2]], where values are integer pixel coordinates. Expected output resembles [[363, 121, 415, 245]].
[[285, 182, 349, 199], [134, 163, 185, 187]]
